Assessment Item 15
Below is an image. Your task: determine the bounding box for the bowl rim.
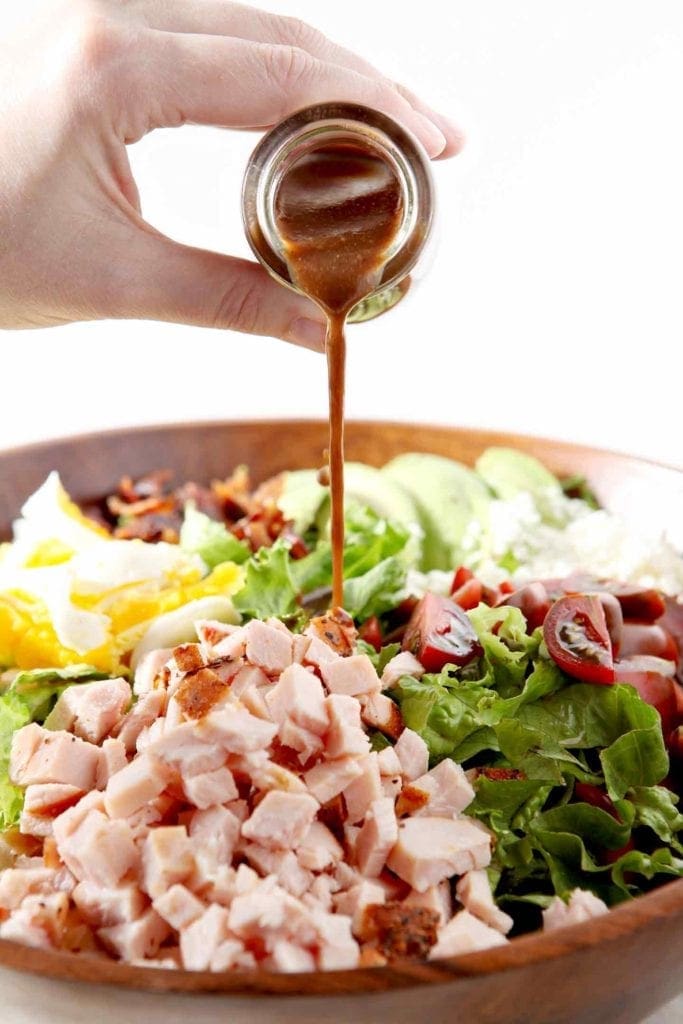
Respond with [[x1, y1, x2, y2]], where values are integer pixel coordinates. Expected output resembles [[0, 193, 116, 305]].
[[0, 417, 681, 996]]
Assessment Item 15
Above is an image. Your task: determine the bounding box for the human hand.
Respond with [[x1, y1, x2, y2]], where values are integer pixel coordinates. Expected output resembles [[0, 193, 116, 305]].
[[0, 1, 462, 348]]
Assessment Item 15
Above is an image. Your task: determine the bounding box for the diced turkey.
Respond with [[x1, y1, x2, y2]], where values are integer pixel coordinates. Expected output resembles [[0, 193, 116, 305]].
[[429, 909, 508, 958], [380, 651, 425, 690], [321, 655, 380, 697], [456, 870, 513, 935], [355, 798, 399, 878], [387, 817, 491, 892], [394, 728, 429, 782], [542, 889, 609, 931]]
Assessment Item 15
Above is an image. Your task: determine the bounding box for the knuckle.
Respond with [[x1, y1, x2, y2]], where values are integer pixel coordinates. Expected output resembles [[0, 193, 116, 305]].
[[275, 15, 324, 52], [212, 280, 263, 334], [262, 43, 316, 96]]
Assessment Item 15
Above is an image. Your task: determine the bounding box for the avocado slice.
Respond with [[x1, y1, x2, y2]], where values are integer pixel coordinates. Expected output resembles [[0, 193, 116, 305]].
[[475, 447, 562, 501], [277, 469, 328, 535], [383, 452, 491, 571]]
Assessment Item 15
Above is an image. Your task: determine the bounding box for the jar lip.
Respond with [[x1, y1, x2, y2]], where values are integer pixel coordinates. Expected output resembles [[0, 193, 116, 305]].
[[242, 103, 435, 301]]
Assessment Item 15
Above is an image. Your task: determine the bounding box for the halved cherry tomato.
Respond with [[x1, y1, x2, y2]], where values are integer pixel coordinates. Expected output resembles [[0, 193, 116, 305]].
[[614, 656, 678, 737], [498, 582, 550, 632], [619, 623, 678, 663], [602, 583, 666, 623], [402, 593, 483, 672], [595, 593, 623, 659], [543, 594, 615, 684], [358, 615, 383, 653], [574, 782, 620, 820], [451, 578, 483, 611], [450, 566, 474, 594]]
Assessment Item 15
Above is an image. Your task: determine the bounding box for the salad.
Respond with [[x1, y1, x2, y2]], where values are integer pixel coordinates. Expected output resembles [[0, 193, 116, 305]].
[[0, 447, 682, 971]]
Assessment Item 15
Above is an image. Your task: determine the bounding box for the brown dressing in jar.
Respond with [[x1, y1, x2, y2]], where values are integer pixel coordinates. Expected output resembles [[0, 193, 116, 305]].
[[274, 143, 405, 607]]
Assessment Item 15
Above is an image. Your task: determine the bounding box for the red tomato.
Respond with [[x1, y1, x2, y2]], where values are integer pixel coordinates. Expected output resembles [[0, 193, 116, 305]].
[[595, 593, 623, 659], [402, 593, 483, 672], [574, 782, 620, 820], [619, 623, 678, 663], [451, 578, 483, 611], [614, 656, 678, 737], [358, 615, 383, 653], [450, 566, 474, 594], [498, 582, 550, 632], [603, 583, 666, 623], [543, 594, 615, 684]]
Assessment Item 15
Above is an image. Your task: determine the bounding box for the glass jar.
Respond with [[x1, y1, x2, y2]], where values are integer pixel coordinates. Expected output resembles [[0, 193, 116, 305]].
[[241, 102, 435, 322]]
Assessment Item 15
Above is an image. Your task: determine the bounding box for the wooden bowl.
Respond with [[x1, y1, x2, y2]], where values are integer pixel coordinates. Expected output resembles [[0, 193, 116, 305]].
[[1, 419, 682, 1024]]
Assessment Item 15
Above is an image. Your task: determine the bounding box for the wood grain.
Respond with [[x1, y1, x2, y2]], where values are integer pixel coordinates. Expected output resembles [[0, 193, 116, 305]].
[[0, 419, 682, 1023]]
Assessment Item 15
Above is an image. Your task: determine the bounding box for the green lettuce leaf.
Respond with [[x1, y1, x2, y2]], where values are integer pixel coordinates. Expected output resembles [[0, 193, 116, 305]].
[[233, 540, 299, 621], [0, 691, 31, 830], [629, 786, 683, 853], [180, 503, 250, 568]]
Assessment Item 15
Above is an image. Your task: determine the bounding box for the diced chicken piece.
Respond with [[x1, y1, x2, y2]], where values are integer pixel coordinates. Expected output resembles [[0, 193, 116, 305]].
[[141, 825, 195, 898], [136, 719, 166, 753], [456, 870, 513, 935], [382, 775, 403, 800], [229, 664, 269, 700], [173, 642, 205, 673], [96, 738, 128, 789], [182, 766, 238, 809], [104, 752, 170, 819], [115, 690, 165, 753], [377, 747, 403, 776], [0, 867, 54, 912], [4, 890, 69, 947], [211, 627, 247, 661], [296, 821, 344, 872], [49, 789, 105, 841], [333, 879, 386, 936], [20, 783, 84, 838], [250, 761, 306, 796], [381, 651, 425, 691], [228, 878, 310, 943], [46, 679, 132, 745], [303, 635, 341, 670], [292, 634, 312, 664], [99, 908, 171, 961], [387, 817, 491, 893], [278, 719, 323, 763], [304, 758, 364, 804], [398, 759, 475, 818], [240, 684, 272, 721], [394, 728, 429, 782], [265, 664, 328, 735], [126, 793, 177, 842], [268, 939, 316, 973], [321, 654, 380, 697], [72, 880, 147, 927], [153, 884, 205, 930], [174, 667, 231, 720], [305, 609, 357, 658], [242, 791, 319, 850], [404, 880, 452, 926], [0, 910, 52, 949], [343, 753, 383, 824], [244, 619, 293, 675], [10, 725, 100, 790], [242, 845, 312, 898], [311, 910, 359, 970], [360, 692, 403, 740], [55, 809, 139, 888], [358, 900, 440, 959], [355, 798, 399, 878], [304, 874, 339, 913], [180, 903, 230, 970], [429, 909, 507, 959], [23, 782, 84, 818], [145, 721, 225, 778], [133, 648, 172, 696], [210, 938, 246, 971], [324, 694, 371, 759], [196, 619, 238, 651], [542, 889, 609, 932], [200, 704, 278, 753], [188, 806, 241, 870]]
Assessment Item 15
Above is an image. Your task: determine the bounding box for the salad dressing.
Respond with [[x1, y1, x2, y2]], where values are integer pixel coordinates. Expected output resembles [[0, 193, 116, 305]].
[[274, 142, 405, 606]]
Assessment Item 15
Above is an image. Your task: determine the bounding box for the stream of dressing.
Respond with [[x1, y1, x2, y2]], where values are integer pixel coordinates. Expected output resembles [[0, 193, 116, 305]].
[[274, 142, 404, 607]]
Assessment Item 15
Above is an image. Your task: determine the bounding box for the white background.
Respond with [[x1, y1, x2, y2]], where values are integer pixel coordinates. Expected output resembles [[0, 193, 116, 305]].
[[1, 0, 682, 467]]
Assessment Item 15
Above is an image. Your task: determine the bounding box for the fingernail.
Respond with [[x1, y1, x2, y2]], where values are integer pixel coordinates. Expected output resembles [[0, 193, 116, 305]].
[[288, 317, 327, 352], [415, 114, 448, 158]]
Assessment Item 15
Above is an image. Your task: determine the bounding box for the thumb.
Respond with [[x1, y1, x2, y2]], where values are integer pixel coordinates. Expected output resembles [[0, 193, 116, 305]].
[[113, 230, 327, 352]]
